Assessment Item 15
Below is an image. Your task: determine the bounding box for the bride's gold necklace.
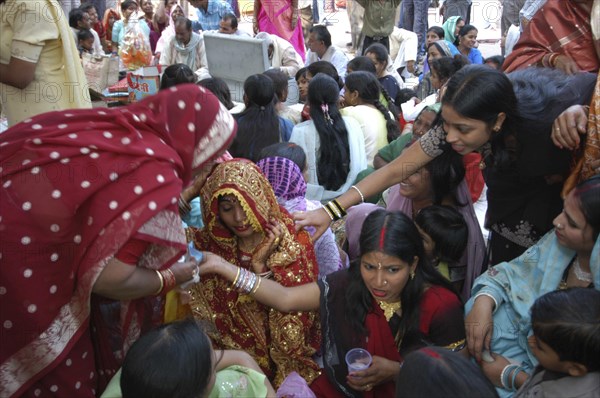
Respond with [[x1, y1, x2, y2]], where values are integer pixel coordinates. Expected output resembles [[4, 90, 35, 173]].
[[378, 300, 402, 321]]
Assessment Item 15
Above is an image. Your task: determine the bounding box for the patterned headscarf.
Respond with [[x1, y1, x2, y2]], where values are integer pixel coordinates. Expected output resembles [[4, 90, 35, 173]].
[[256, 156, 307, 202]]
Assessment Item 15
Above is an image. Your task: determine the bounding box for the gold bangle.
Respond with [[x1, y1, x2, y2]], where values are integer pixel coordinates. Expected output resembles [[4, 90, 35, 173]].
[[251, 274, 262, 294], [232, 267, 241, 288], [322, 205, 335, 221], [154, 270, 164, 295]]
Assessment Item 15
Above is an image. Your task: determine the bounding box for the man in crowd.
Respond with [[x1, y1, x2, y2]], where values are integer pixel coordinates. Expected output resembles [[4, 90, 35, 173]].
[[356, 0, 401, 53], [188, 0, 234, 31], [218, 13, 250, 36], [255, 32, 304, 78], [69, 8, 102, 55], [159, 17, 210, 81], [305, 24, 348, 78]]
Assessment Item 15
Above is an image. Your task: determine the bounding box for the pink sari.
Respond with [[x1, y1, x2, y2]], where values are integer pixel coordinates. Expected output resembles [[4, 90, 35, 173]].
[[257, 0, 305, 60]]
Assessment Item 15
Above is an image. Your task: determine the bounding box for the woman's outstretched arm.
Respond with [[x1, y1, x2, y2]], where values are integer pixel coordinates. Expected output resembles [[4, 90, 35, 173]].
[[199, 252, 321, 312], [294, 142, 434, 239]]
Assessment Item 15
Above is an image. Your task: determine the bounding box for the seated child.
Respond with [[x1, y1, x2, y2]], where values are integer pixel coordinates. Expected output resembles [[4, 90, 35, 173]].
[[78, 29, 95, 57], [414, 205, 468, 284], [102, 318, 276, 398], [514, 288, 600, 397]]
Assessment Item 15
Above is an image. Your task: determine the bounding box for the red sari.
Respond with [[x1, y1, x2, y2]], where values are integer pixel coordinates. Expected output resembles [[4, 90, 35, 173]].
[[503, 0, 599, 73], [0, 85, 236, 397], [188, 159, 321, 387]]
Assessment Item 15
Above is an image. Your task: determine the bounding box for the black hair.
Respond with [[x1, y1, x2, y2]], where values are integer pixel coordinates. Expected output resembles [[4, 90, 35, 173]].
[[531, 288, 600, 372], [364, 43, 389, 67], [230, 74, 279, 161], [121, 0, 138, 13], [295, 67, 307, 83], [306, 61, 343, 90], [395, 88, 417, 105], [79, 3, 96, 13], [69, 8, 86, 28], [121, 318, 214, 398], [415, 205, 468, 264], [257, 142, 307, 172], [221, 12, 238, 29], [345, 71, 401, 142], [484, 55, 505, 70], [175, 16, 192, 31], [160, 64, 195, 89], [442, 65, 520, 171], [429, 55, 470, 86], [263, 68, 289, 103], [572, 174, 600, 240], [363, 43, 401, 116], [421, 149, 466, 206], [309, 24, 332, 47], [396, 347, 499, 398], [427, 26, 445, 40], [308, 73, 351, 190], [346, 210, 460, 348], [197, 77, 234, 110], [78, 29, 94, 41], [455, 24, 477, 46], [347, 56, 377, 75]]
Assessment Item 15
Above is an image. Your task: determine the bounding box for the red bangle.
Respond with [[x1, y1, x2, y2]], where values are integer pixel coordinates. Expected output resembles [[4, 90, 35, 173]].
[[159, 268, 177, 294]]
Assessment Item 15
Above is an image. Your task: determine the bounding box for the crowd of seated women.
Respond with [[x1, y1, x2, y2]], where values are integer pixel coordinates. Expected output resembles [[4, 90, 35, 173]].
[[1, 2, 599, 397]]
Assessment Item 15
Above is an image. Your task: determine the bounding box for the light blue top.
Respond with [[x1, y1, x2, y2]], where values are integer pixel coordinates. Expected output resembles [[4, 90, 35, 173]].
[[192, 0, 234, 31], [465, 231, 600, 397]]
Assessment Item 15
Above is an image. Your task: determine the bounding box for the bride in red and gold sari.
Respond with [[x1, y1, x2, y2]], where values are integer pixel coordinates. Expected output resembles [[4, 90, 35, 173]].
[[187, 159, 321, 387]]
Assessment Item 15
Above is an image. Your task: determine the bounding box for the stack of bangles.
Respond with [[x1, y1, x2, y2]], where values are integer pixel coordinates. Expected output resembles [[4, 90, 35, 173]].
[[154, 268, 177, 295], [500, 364, 525, 392], [232, 267, 271, 294], [322, 185, 365, 222], [178, 194, 191, 216], [541, 52, 559, 68]]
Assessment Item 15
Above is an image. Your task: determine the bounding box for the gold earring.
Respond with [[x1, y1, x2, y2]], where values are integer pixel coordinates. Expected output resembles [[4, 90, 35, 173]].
[[493, 126, 500, 132], [410, 271, 415, 280]]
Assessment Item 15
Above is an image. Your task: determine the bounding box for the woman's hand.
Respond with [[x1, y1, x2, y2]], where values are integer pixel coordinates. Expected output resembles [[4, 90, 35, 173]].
[[346, 356, 401, 392], [293, 208, 331, 241], [169, 260, 198, 285], [251, 219, 284, 273], [198, 251, 231, 276], [554, 55, 580, 75], [480, 353, 510, 387], [465, 295, 495, 362], [551, 105, 589, 150]]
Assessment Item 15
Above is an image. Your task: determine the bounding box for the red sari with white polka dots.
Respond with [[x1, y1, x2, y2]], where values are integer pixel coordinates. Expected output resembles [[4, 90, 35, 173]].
[[0, 84, 236, 397]]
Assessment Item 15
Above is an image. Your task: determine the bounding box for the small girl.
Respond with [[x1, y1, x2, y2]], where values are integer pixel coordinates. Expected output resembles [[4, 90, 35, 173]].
[[414, 205, 468, 284], [513, 288, 600, 397]]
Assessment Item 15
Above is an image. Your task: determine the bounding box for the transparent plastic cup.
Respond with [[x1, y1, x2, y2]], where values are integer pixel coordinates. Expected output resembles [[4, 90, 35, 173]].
[[345, 348, 372, 374]]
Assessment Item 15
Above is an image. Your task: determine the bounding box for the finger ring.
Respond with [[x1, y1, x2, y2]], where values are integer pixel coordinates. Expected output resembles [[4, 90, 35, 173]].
[[274, 237, 280, 244]]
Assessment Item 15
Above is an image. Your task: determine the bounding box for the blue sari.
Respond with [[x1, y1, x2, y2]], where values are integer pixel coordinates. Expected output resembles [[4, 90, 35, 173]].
[[465, 231, 600, 397]]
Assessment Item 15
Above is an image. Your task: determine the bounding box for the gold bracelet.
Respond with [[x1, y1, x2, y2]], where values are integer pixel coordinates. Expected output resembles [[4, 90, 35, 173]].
[[154, 270, 164, 295], [232, 267, 241, 288], [322, 204, 335, 221], [251, 274, 262, 294]]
